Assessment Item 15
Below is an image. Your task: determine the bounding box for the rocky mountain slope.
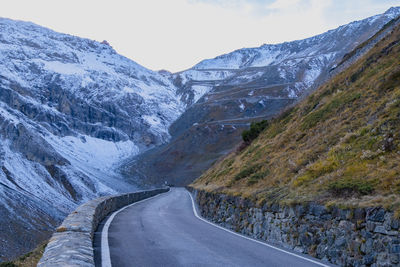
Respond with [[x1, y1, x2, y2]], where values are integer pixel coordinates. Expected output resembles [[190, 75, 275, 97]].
[[1, 7, 400, 261], [193, 13, 400, 213], [0, 18, 188, 260], [125, 7, 400, 187]]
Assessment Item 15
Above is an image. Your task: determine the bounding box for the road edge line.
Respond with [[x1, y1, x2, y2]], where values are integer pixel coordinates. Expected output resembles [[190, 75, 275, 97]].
[[187, 190, 330, 267], [101, 191, 169, 267]]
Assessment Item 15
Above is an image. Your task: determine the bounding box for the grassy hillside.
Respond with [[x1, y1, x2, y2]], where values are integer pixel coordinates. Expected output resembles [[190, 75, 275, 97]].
[[192, 23, 400, 213], [0, 241, 46, 267]]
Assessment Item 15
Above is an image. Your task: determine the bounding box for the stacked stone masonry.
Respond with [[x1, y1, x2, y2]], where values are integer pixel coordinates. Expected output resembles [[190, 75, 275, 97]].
[[38, 188, 169, 267], [190, 188, 400, 267]]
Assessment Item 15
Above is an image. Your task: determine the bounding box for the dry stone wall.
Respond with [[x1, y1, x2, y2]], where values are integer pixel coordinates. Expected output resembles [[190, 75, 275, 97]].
[[189, 188, 400, 267]]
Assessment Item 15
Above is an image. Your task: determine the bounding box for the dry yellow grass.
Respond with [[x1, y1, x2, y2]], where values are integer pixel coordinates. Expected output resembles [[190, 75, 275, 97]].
[[192, 23, 400, 213], [0, 241, 47, 267]]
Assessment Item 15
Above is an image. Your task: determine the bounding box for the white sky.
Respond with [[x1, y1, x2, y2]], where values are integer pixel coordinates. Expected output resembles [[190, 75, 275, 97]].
[[1, 0, 399, 72]]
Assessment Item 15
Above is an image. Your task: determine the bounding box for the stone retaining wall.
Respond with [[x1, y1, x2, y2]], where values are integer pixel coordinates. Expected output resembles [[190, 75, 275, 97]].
[[38, 188, 169, 267], [189, 188, 400, 267]]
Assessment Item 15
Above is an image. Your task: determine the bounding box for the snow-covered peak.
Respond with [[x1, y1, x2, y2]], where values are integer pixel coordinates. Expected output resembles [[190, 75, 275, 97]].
[[173, 6, 400, 114], [0, 17, 186, 144], [192, 7, 400, 70], [384, 6, 400, 19], [1, 7, 400, 260]]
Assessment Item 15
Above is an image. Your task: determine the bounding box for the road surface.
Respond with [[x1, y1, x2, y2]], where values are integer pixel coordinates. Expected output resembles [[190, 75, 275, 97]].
[[94, 187, 332, 267]]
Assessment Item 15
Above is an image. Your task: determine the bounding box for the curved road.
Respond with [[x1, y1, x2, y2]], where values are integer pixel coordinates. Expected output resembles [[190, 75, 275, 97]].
[[94, 188, 331, 267]]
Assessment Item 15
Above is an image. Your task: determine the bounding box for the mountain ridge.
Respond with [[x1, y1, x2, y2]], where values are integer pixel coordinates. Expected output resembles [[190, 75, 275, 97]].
[[192, 12, 400, 212], [0, 6, 399, 261], [192, 7, 399, 70], [125, 6, 400, 188]]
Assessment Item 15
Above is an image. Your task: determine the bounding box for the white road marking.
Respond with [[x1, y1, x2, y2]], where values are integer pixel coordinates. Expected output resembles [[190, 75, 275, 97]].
[[187, 190, 330, 267], [101, 191, 169, 267]]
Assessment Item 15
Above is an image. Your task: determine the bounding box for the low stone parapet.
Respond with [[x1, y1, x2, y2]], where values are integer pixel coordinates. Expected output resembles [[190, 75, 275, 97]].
[[38, 188, 169, 266]]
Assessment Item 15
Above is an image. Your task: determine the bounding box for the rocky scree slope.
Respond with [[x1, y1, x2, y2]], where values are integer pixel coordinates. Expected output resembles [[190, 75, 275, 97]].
[[0, 18, 187, 260], [192, 16, 400, 214], [125, 7, 400, 187]]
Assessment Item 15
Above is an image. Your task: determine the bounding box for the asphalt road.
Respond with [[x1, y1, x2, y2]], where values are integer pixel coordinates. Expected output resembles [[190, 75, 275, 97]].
[[94, 187, 331, 267]]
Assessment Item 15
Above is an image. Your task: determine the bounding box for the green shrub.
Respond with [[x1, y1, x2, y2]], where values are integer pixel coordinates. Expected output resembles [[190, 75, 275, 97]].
[[0, 262, 18, 267], [216, 167, 232, 178], [247, 170, 270, 185], [328, 178, 376, 196], [241, 120, 269, 143], [234, 164, 261, 181], [381, 69, 400, 91]]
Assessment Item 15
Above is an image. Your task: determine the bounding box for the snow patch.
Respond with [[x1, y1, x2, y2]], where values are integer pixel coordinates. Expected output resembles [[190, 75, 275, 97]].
[[303, 66, 321, 86], [180, 70, 233, 81], [123, 86, 135, 93], [41, 60, 86, 76], [288, 89, 297, 98], [142, 115, 165, 135], [47, 134, 139, 175], [192, 85, 212, 103]]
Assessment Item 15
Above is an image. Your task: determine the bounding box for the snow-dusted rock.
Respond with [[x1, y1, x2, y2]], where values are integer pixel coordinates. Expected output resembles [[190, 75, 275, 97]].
[[0, 18, 184, 260], [176, 7, 400, 103], [0, 6, 399, 260]]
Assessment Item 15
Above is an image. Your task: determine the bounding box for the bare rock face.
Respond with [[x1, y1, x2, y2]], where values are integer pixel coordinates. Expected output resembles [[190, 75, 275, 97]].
[[124, 7, 400, 187]]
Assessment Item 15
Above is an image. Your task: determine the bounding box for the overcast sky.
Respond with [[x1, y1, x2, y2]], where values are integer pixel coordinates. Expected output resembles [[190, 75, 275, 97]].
[[1, 0, 399, 72]]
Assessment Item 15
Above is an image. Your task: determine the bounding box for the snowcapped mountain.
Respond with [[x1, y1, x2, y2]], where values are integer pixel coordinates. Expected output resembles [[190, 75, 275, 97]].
[[0, 18, 186, 260], [1, 6, 399, 261], [174, 7, 400, 106], [126, 7, 400, 187]]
